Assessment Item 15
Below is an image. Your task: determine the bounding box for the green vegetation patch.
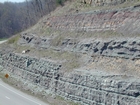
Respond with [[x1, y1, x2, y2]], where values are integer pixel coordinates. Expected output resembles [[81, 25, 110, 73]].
[[7, 35, 20, 44], [56, 0, 67, 6]]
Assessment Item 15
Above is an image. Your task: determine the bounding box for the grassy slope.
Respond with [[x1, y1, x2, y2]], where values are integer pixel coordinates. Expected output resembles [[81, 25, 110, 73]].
[[51, 0, 140, 16]]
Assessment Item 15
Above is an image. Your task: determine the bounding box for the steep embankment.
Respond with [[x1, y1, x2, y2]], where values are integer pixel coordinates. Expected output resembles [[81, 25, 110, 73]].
[[0, 51, 140, 105], [0, 0, 140, 105]]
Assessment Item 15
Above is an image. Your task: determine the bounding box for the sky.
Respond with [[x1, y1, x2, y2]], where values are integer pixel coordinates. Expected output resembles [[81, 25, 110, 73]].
[[0, 0, 25, 3]]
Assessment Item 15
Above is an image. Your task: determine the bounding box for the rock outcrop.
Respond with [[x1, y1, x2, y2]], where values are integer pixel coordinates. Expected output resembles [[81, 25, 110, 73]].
[[56, 72, 140, 105], [0, 52, 61, 89], [82, 0, 126, 6], [0, 1, 140, 105], [45, 7, 140, 35], [19, 33, 140, 60], [0, 52, 140, 105]]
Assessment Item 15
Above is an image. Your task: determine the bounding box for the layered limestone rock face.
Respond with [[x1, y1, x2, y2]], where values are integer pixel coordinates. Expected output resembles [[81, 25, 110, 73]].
[[19, 33, 140, 60], [0, 52, 61, 90], [0, 53, 140, 105], [1, 1, 140, 105], [44, 7, 140, 35], [82, 0, 126, 6], [56, 71, 140, 105]]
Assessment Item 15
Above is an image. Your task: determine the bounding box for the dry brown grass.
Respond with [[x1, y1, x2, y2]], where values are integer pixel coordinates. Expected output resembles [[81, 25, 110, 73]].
[[31, 48, 81, 72], [7, 35, 20, 44], [50, 0, 140, 17]]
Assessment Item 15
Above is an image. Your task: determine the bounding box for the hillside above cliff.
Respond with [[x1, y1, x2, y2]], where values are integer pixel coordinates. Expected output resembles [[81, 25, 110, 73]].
[[0, 0, 140, 105], [5, 0, 139, 76]]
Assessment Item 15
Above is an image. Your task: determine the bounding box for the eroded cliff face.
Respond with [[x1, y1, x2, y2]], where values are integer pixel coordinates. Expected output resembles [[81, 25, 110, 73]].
[[82, 0, 126, 6], [0, 52, 61, 89], [19, 33, 140, 60], [44, 6, 140, 35], [18, 5, 140, 61], [0, 53, 140, 105], [56, 72, 140, 105], [0, 1, 140, 105]]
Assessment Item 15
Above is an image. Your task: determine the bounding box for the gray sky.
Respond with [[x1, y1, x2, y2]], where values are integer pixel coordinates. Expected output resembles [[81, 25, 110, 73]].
[[0, 0, 25, 3]]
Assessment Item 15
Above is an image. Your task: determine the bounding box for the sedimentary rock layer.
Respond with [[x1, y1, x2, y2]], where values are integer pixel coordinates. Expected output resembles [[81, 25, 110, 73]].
[[45, 7, 140, 34], [82, 0, 126, 6], [0, 53, 61, 89], [19, 33, 140, 59], [0, 52, 140, 105]]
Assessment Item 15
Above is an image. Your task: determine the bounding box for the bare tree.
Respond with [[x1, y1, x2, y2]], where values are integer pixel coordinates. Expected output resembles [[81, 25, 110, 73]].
[[26, 0, 31, 26]]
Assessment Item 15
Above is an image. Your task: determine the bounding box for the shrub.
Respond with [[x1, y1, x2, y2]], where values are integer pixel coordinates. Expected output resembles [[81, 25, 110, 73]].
[[56, 0, 66, 5]]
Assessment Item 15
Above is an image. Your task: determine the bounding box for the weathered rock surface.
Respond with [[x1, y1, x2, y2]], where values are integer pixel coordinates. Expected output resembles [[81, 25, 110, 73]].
[[0, 52, 140, 105], [82, 0, 126, 6], [19, 33, 140, 60], [56, 71, 140, 105], [0, 52, 61, 89], [18, 6, 140, 60], [1, 1, 140, 105], [45, 7, 140, 35]]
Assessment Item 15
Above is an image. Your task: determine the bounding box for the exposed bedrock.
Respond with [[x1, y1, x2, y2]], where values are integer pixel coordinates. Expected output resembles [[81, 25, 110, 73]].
[[66, 38, 140, 59], [81, 0, 127, 6], [18, 6, 140, 60], [0, 52, 61, 89], [19, 33, 140, 59], [0, 53, 140, 105], [56, 72, 140, 105], [1, 2, 140, 105], [45, 7, 140, 35]]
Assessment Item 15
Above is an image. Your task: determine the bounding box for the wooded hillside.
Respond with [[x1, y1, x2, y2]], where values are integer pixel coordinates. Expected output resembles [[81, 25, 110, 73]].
[[0, 0, 58, 38]]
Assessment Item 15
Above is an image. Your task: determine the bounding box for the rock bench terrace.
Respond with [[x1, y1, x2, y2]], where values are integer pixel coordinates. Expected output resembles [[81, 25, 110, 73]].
[[0, 53, 140, 105], [20, 33, 140, 60], [45, 7, 140, 34]]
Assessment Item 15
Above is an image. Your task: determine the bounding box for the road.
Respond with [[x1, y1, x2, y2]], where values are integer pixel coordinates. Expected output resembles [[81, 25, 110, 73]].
[[0, 40, 7, 44], [0, 80, 49, 105], [0, 40, 48, 105]]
